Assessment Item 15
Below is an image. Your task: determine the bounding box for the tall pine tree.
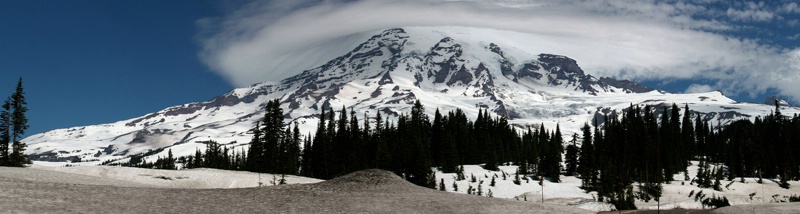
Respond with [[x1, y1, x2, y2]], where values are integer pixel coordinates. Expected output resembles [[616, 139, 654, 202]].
[[0, 98, 11, 166], [7, 78, 29, 167]]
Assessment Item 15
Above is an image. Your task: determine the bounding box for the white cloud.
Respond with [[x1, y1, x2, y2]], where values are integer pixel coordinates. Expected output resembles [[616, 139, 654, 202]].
[[725, 1, 774, 22], [685, 84, 715, 93], [784, 2, 800, 14], [197, 0, 800, 102]]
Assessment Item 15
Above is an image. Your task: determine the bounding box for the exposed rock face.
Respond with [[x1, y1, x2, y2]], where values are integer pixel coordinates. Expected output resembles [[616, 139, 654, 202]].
[[598, 77, 655, 93], [764, 96, 792, 107]]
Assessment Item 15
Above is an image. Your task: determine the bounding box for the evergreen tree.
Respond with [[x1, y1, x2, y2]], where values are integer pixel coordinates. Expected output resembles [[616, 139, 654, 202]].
[[547, 124, 564, 182], [564, 133, 579, 176], [166, 149, 176, 170], [8, 78, 29, 166], [261, 99, 286, 173], [405, 100, 434, 188], [301, 134, 313, 176], [0, 98, 10, 166], [284, 122, 301, 175], [431, 109, 445, 168], [311, 108, 328, 178], [578, 123, 595, 190], [193, 148, 203, 168], [681, 104, 694, 164], [374, 111, 393, 170], [246, 121, 263, 172]]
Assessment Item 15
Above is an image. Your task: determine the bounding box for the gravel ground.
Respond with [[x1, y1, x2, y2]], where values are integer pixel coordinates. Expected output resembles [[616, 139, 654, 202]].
[[710, 202, 800, 214], [0, 167, 592, 213]]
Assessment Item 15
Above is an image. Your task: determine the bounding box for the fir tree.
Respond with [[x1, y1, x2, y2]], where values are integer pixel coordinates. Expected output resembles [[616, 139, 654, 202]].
[[0, 98, 10, 166], [7, 78, 29, 167], [246, 121, 263, 172], [564, 133, 579, 176], [681, 104, 694, 164], [578, 123, 595, 190]]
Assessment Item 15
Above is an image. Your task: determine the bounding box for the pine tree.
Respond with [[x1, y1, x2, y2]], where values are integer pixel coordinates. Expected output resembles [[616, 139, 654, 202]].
[[406, 100, 434, 188], [0, 98, 11, 166], [8, 78, 29, 167], [564, 133, 579, 176], [547, 124, 564, 182], [578, 123, 595, 190], [261, 99, 286, 173], [311, 108, 328, 178], [301, 134, 313, 176], [455, 165, 466, 181], [285, 122, 301, 175], [431, 109, 445, 168], [166, 149, 175, 170], [681, 104, 694, 164], [246, 121, 263, 172]]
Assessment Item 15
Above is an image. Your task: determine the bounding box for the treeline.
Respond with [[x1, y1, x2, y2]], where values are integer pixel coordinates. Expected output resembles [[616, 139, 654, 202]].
[[712, 103, 800, 188], [303, 100, 570, 188], [577, 103, 700, 209], [0, 78, 30, 167], [576, 102, 800, 209], [127, 98, 800, 210], [132, 99, 563, 189]]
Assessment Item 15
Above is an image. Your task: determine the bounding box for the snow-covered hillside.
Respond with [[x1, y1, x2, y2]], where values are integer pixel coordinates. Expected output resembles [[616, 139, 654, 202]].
[[22, 26, 800, 165], [436, 161, 800, 212]]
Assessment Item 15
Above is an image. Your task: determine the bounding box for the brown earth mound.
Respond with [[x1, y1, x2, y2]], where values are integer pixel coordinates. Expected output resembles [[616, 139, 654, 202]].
[[311, 168, 418, 191]]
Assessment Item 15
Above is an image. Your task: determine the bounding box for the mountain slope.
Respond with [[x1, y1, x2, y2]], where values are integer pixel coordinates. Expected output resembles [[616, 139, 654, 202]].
[[23, 26, 800, 164]]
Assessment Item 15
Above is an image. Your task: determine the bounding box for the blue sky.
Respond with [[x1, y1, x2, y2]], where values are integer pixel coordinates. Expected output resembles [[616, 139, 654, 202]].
[[0, 1, 233, 135], [2, 0, 799, 136]]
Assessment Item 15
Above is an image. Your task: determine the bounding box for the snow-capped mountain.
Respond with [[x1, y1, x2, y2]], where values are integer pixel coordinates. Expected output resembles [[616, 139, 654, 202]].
[[23, 27, 800, 164], [764, 96, 792, 107]]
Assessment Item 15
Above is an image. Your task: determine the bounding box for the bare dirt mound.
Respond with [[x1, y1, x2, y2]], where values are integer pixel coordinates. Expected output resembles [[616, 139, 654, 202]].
[[311, 168, 417, 191]]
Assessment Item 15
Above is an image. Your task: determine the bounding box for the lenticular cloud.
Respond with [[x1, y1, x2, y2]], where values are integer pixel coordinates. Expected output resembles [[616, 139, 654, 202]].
[[197, 0, 800, 102]]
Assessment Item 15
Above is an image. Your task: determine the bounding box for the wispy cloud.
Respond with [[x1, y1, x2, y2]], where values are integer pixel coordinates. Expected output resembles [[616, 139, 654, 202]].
[[726, 1, 774, 21], [685, 84, 715, 93], [197, 0, 800, 102]]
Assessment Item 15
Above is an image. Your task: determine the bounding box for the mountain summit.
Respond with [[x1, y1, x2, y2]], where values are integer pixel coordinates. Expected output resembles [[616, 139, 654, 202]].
[[764, 96, 792, 107], [23, 27, 800, 163]]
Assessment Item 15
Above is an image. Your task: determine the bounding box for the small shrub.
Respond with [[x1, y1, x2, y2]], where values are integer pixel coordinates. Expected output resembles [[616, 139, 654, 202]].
[[701, 195, 730, 208], [789, 194, 800, 202]]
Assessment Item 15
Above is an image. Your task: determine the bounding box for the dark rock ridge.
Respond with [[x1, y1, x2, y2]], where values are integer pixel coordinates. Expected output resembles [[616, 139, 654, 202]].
[[764, 96, 792, 107]]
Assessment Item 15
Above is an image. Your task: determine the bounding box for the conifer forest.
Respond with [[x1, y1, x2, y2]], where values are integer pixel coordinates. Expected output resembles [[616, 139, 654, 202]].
[[128, 98, 800, 210]]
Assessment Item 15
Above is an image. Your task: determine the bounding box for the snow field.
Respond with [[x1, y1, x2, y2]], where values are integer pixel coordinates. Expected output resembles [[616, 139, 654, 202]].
[[436, 161, 800, 212], [29, 162, 322, 189]]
